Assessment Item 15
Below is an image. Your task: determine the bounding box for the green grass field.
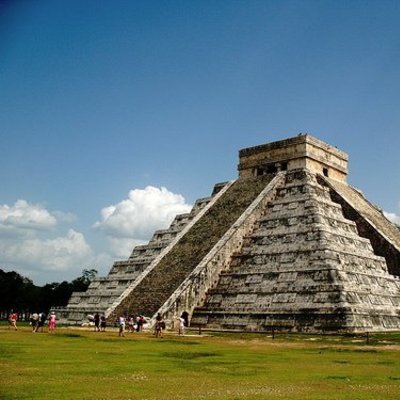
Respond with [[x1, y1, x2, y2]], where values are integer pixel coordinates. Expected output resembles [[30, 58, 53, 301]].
[[1, 323, 400, 400]]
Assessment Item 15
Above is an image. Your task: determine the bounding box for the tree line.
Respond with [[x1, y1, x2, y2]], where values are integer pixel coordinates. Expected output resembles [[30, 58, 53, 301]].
[[0, 268, 97, 319]]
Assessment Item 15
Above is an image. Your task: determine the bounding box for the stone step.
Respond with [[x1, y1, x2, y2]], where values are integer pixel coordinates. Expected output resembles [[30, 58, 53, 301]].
[[191, 169, 400, 332], [108, 175, 275, 320]]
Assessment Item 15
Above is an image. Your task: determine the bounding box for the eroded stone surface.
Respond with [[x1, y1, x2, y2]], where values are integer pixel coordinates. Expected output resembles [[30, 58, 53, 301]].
[[55, 134, 400, 332], [55, 190, 218, 324], [191, 170, 400, 332]]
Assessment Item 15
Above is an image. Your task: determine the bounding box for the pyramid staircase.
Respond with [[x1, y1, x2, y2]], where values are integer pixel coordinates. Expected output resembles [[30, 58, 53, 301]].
[[106, 174, 276, 321], [57, 134, 400, 332], [56, 183, 226, 324], [191, 169, 400, 332]]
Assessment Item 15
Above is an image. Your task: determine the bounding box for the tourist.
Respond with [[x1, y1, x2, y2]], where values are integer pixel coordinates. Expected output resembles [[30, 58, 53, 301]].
[[136, 315, 143, 332], [181, 311, 189, 327], [127, 315, 135, 332], [100, 315, 106, 331], [155, 313, 164, 338], [30, 313, 39, 332], [48, 312, 57, 333], [35, 312, 47, 332], [9, 311, 18, 330], [118, 315, 126, 337], [94, 313, 100, 332], [177, 312, 189, 335], [178, 315, 185, 336], [135, 315, 146, 332]]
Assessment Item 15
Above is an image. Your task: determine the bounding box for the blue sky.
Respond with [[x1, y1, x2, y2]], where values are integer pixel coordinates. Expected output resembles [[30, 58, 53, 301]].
[[1, 0, 399, 285]]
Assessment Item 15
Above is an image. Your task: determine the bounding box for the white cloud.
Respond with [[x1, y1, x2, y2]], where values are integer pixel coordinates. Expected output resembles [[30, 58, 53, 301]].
[[384, 201, 400, 226], [384, 211, 400, 226], [0, 199, 57, 233], [0, 229, 92, 272], [108, 237, 148, 259], [0, 187, 193, 284], [52, 210, 78, 224], [94, 186, 192, 241], [0, 199, 95, 283]]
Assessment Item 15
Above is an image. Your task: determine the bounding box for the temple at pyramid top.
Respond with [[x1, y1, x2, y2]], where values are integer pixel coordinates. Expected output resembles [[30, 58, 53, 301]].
[[238, 134, 348, 182]]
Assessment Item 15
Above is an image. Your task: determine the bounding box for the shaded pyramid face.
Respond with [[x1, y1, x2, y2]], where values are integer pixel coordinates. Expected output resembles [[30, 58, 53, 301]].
[[192, 169, 400, 333]]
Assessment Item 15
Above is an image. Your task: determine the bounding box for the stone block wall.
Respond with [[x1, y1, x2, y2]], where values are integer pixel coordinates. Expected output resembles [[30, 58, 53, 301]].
[[191, 169, 400, 333], [55, 186, 219, 324], [322, 176, 400, 277], [54, 135, 400, 333], [155, 173, 286, 325], [107, 174, 276, 321]]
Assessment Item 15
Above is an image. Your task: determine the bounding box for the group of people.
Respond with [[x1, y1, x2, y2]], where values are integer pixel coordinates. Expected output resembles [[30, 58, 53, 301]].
[[116, 312, 189, 338], [29, 312, 57, 333], [93, 313, 107, 332], [117, 314, 147, 337], [7, 311, 57, 333], [7, 310, 190, 337]]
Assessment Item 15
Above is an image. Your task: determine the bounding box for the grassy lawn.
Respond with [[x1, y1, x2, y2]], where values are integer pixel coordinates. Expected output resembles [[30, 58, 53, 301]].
[[1, 323, 400, 400]]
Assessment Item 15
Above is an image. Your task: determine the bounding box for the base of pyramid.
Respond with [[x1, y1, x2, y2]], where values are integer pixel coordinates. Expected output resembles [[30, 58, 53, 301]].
[[191, 308, 400, 333]]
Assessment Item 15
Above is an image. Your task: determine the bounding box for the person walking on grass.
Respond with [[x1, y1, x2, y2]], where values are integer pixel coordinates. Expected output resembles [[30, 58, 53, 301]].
[[155, 313, 164, 338], [178, 312, 189, 336], [178, 316, 185, 335], [100, 315, 106, 331], [9, 311, 18, 330], [136, 315, 145, 332], [128, 315, 135, 332], [94, 313, 100, 332], [48, 312, 57, 333], [35, 312, 47, 332], [30, 313, 39, 332], [118, 315, 126, 337]]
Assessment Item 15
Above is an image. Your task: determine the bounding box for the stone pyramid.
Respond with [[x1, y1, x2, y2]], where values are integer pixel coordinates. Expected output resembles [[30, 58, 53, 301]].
[[56, 186, 220, 324], [192, 169, 400, 332], [57, 134, 400, 332]]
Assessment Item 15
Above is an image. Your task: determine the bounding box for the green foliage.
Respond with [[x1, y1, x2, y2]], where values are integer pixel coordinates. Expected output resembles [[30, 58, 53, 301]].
[[70, 268, 98, 292], [0, 268, 97, 315], [0, 270, 34, 312]]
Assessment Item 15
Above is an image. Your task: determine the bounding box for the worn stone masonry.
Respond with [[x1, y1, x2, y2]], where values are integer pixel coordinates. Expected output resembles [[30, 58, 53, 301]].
[[57, 134, 400, 332], [107, 174, 275, 322], [191, 170, 400, 332], [56, 183, 226, 324]]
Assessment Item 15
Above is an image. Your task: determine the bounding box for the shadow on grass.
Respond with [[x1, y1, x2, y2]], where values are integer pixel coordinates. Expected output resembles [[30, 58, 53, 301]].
[[162, 351, 219, 359], [57, 332, 82, 338]]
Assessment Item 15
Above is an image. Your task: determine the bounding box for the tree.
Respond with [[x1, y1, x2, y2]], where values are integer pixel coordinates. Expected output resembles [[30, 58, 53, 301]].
[[0, 268, 98, 318], [0, 273, 68, 314], [71, 268, 98, 292], [0, 269, 38, 314], [0, 269, 24, 312]]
